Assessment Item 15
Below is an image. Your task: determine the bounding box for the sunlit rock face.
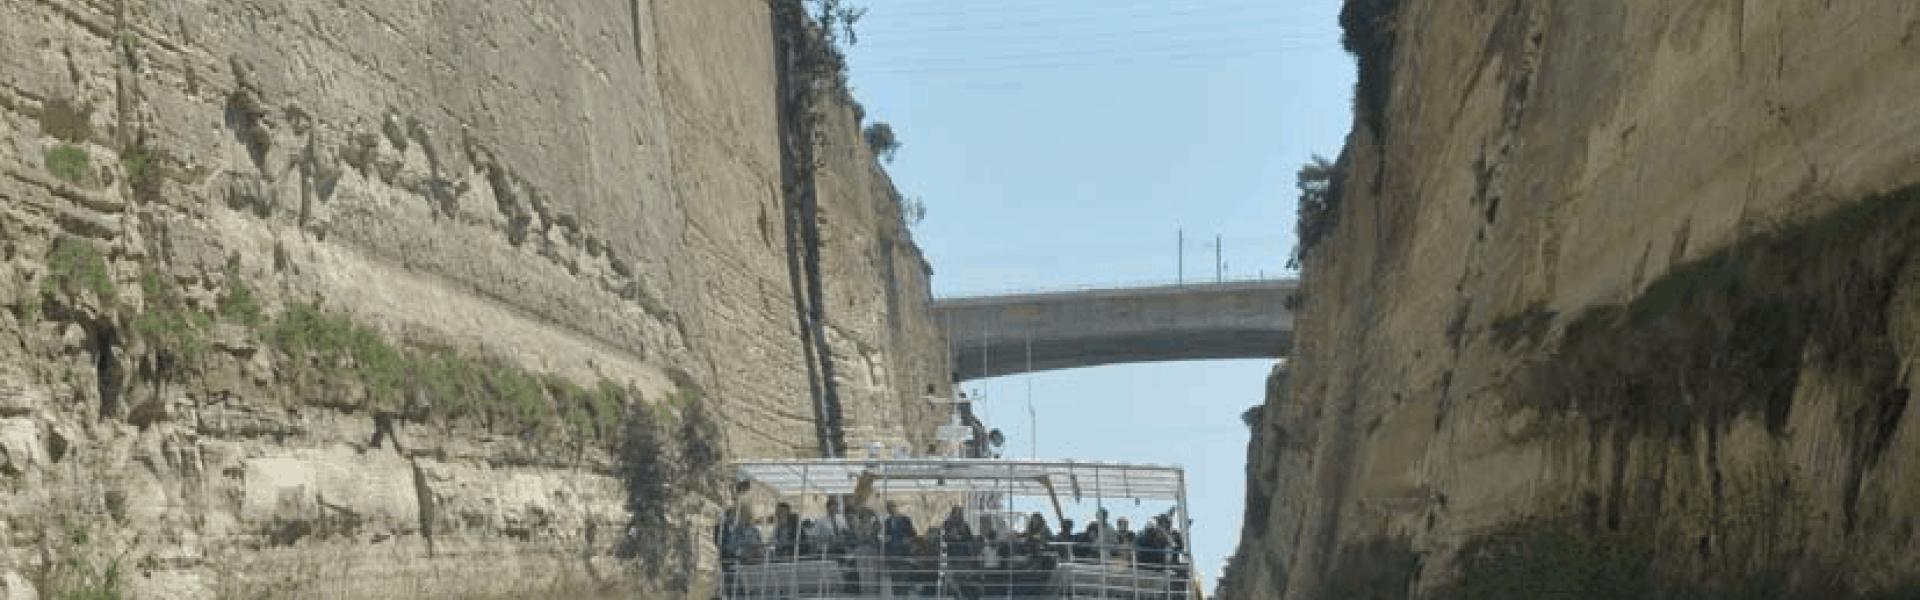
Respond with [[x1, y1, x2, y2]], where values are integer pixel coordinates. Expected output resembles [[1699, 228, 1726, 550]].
[[1227, 2, 1920, 598], [0, 1, 945, 597]]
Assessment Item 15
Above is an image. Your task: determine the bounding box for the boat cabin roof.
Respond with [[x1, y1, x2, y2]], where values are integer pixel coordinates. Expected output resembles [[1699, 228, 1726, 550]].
[[731, 458, 1186, 500]]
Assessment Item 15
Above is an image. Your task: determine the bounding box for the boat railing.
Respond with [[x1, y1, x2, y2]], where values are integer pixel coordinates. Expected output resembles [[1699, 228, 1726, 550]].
[[719, 540, 1194, 599]]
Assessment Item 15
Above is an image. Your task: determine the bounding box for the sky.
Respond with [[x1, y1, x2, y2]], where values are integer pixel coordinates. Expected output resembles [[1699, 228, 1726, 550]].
[[840, 0, 1354, 587]]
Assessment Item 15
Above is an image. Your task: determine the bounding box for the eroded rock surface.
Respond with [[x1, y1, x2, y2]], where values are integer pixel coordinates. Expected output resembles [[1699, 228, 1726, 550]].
[[0, 0, 943, 597], [1230, 2, 1920, 598]]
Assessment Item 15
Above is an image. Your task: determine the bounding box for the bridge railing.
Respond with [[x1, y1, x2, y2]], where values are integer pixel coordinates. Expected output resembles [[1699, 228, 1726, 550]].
[[933, 275, 1295, 302]]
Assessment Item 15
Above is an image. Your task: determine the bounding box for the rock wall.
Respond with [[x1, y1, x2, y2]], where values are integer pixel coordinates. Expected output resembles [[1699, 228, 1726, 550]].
[[1230, 2, 1920, 598], [0, 0, 946, 598]]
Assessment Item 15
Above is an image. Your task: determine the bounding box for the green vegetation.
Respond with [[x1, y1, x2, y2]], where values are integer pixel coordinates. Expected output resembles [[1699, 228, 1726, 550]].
[[1340, 0, 1403, 139], [218, 277, 263, 326], [618, 371, 723, 572], [778, 0, 865, 93], [810, 0, 866, 46], [1289, 154, 1345, 268], [266, 302, 637, 444], [673, 375, 723, 480], [43, 236, 114, 301], [120, 146, 149, 184], [57, 571, 123, 600], [45, 144, 91, 185], [19, 293, 41, 321], [119, 143, 171, 202], [131, 268, 210, 368], [863, 122, 900, 163], [270, 303, 408, 408], [1240, 404, 1263, 429], [38, 520, 124, 600], [900, 195, 926, 227], [616, 393, 673, 561]]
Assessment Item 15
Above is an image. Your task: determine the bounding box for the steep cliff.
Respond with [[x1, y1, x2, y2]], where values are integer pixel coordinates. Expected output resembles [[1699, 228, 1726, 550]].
[[0, 0, 945, 598], [1230, 2, 1920, 598]]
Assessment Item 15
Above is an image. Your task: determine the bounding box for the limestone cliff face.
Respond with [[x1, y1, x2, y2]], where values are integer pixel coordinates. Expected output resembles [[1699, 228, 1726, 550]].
[[1230, 2, 1920, 598], [0, 0, 944, 598]]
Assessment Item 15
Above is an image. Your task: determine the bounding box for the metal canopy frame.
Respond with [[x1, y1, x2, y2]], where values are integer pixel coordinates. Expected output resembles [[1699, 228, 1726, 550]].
[[732, 458, 1187, 501]]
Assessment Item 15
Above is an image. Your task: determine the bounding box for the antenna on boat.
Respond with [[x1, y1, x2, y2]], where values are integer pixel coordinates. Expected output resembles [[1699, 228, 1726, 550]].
[[1026, 332, 1036, 459], [931, 374, 974, 457]]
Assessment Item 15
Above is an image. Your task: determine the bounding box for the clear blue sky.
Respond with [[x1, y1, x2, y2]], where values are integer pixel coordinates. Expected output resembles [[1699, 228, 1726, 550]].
[[841, 0, 1353, 587]]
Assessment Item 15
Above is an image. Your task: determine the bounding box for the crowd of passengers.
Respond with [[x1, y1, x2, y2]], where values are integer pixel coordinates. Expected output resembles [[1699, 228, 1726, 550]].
[[718, 498, 1188, 570]]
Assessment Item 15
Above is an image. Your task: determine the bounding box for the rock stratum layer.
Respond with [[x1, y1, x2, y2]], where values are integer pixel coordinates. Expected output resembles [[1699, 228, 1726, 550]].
[[0, 1, 946, 598], [1231, 2, 1920, 599]]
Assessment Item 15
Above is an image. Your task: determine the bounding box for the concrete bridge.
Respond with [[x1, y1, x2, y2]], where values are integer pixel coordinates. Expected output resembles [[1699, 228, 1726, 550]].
[[932, 279, 1297, 380]]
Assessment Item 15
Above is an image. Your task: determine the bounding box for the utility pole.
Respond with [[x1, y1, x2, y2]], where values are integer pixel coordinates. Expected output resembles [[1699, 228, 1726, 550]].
[[1215, 235, 1223, 282], [1177, 229, 1184, 285], [1025, 334, 1035, 459]]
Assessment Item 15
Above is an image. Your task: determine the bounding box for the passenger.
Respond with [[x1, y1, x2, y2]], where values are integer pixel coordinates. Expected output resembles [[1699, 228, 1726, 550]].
[[912, 526, 945, 595], [1080, 509, 1114, 560], [941, 506, 975, 560], [981, 523, 1004, 570], [1155, 513, 1191, 591], [772, 502, 801, 557], [1019, 512, 1053, 557], [941, 506, 973, 537], [1056, 518, 1077, 560], [851, 508, 884, 594], [883, 501, 920, 596], [1137, 519, 1172, 566], [719, 505, 763, 562], [883, 501, 918, 557], [1059, 515, 1090, 561], [814, 497, 849, 553], [1114, 517, 1137, 563], [798, 518, 820, 556], [1159, 514, 1185, 559]]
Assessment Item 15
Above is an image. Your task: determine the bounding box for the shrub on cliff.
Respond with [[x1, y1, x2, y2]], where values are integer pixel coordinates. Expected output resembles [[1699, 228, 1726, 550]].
[[863, 121, 900, 163], [615, 401, 672, 561], [45, 144, 92, 185], [1341, 0, 1403, 139], [130, 269, 210, 372], [1289, 154, 1345, 268], [44, 236, 114, 302]]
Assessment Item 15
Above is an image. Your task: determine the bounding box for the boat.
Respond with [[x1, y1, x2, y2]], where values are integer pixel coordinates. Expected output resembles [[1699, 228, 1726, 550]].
[[714, 457, 1202, 599]]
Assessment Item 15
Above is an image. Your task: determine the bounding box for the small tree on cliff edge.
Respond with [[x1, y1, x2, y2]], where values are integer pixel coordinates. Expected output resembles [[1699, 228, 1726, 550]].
[[1288, 154, 1342, 269], [811, 0, 867, 46], [864, 122, 901, 163]]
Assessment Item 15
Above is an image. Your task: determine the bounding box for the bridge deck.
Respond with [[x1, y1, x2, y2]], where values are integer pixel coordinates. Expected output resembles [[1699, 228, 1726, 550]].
[[932, 279, 1296, 380]]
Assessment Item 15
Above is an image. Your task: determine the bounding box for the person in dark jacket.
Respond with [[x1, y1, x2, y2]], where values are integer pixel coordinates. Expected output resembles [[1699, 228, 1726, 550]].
[[772, 502, 801, 557], [883, 501, 918, 556], [940, 506, 974, 560], [881, 502, 920, 596], [1137, 519, 1172, 566]]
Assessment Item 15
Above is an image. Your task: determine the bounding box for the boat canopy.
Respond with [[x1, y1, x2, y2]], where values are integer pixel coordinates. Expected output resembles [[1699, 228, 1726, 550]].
[[732, 458, 1186, 501]]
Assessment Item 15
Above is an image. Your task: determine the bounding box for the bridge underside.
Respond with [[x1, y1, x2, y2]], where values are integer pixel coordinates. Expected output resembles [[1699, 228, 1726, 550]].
[[934, 280, 1297, 381], [951, 328, 1291, 380]]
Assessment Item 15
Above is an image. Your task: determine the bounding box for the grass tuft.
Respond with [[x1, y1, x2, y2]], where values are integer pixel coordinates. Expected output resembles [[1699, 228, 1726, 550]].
[[43, 236, 114, 301], [45, 144, 91, 185]]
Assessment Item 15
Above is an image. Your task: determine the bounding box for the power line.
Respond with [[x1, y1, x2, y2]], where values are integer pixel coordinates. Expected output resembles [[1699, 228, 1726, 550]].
[[857, 22, 1328, 57], [868, 2, 1312, 37], [872, 0, 1303, 22], [855, 40, 1332, 75], [874, 0, 1313, 27], [855, 33, 1334, 71]]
